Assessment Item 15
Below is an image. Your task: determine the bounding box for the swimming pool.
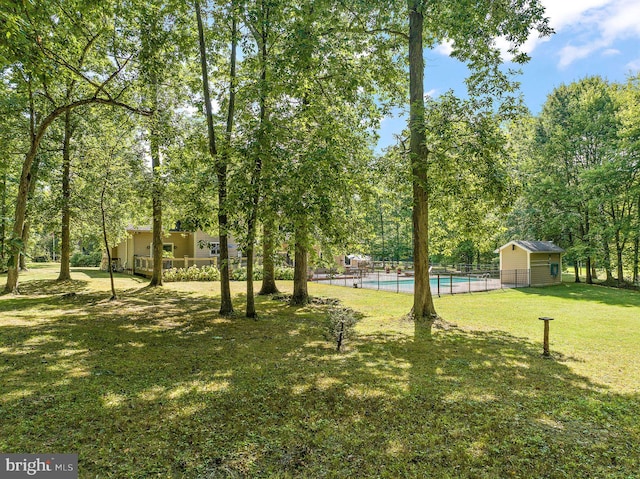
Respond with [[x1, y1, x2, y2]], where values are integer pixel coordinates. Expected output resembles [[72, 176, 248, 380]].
[[317, 273, 499, 294]]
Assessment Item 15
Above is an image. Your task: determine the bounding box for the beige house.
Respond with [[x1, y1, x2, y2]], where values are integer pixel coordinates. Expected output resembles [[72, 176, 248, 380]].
[[110, 226, 239, 276], [496, 240, 564, 287]]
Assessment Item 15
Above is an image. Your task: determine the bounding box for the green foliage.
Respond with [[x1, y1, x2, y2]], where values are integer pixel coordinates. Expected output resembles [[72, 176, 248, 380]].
[[324, 306, 361, 350], [508, 76, 639, 282], [163, 265, 221, 282], [274, 266, 295, 280], [70, 251, 102, 267], [162, 265, 295, 282]]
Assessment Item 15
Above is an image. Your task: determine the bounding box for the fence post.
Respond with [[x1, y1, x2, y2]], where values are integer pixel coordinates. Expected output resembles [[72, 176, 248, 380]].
[[437, 274, 440, 297], [450, 274, 453, 295], [468, 273, 471, 293], [184, 256, 189, 268]]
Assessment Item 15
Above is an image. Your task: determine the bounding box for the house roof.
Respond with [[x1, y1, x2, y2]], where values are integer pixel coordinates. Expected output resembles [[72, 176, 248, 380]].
[[496, 240, 565, 254]]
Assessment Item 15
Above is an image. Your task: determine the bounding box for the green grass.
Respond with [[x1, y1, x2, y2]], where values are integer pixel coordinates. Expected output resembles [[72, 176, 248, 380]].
[[1, 264, 639, 478]]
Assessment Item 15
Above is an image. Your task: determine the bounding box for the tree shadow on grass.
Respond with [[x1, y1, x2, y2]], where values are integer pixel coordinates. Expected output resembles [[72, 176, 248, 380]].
[[72, 268, 147, 282], [0, 289, 638, 478]]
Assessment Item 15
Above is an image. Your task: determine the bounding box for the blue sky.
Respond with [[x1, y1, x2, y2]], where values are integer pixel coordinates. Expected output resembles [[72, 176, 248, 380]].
[[377, 0, 640, 151]]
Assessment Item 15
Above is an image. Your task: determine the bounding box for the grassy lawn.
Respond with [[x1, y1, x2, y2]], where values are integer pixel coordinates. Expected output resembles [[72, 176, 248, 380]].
[[1, 265, 639, 478]]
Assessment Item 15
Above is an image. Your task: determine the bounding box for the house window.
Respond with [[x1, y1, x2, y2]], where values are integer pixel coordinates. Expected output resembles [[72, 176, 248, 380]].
[[208, 242, 220, 256], [149, 243, 174, 255]]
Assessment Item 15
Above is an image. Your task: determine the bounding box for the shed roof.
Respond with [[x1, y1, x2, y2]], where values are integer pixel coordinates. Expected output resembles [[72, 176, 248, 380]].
[[496, 240, 565, 254]]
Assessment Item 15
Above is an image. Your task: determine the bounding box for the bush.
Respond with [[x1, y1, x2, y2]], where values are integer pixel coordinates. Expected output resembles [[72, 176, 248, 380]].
[[162, 264, 295, 282], [70, 251, 102, 267], [163, 265, 220, 282], [325, 306, 361, 352], [274, 266, 295, 280]]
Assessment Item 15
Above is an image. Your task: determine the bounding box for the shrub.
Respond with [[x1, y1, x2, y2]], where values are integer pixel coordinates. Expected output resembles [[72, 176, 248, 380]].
[[162, 265, 295, 282], [70, 251, 102, 267], [163, 265, 220, 282], [274, 266, 295, 280], [325, 306, 361, 352]]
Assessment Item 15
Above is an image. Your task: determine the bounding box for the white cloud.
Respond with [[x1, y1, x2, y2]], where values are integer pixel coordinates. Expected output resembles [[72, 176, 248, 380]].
[[542, 0, 612, 31], [434, 40, 454, 56], [602, 48, 621, 56], [599, 0, 640, 40], [425, 88, 438, 98], [626, 59, 640, 71], [531, 0, 640, 67], [558, 44, 600, 69]]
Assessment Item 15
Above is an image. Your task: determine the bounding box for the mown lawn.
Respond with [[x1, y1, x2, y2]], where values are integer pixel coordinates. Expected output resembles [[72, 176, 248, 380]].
[[1, 265, 639, 478]]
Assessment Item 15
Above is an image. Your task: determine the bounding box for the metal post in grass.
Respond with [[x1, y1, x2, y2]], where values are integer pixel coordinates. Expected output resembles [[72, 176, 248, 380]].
[[539, 317, 554, 357], [396, 273, 399, 293], [450, 274, 453, 295], [437, 274, 440, 297], [337, 320, 345, 352], [468, 273, 471, 293]]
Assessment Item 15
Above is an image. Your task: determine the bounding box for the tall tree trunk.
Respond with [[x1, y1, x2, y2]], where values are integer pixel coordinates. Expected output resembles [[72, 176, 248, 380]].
[[19, 221, 31, 271], [586, 256, 593, 284], [259, 218, 279, 294], [142, 10, 164, 287], [635, 195, 640, 284], [58, 109, 72, 280], [408, 0, 436, 329], [100, 184, 117, 300], [615, 229, 625, 284], [573, 262, 580, 283], [217, 8, 237, 315], [0, 171, 6, 260], [379, 202, 385, 268], [602, 235, 613, 282], [291, 223, 309, 305], [245, 4, 269, 317], [633, 235, 639, 285], [148, 117, 163, 287], [19, 155, 42, 272]]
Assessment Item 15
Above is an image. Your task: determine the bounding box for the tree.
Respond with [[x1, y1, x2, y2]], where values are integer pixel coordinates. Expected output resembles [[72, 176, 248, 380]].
[[518, 78, 620, 284], [404, 0, 551, 330], [75, 111, 144, 300], [1, 0, 151, 293], [193, 0, 237, 314]]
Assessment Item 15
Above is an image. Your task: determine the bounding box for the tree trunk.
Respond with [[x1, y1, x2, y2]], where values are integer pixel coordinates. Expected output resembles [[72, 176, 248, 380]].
[[573, 262, 580, 283], [0, 171, 6, 260], [259, 218, 279, 294], [100, 184, 117, 300], [217, 8, 237, 315], [245, 5, 269, 317], [586, 256, 593, 284], [58, 109, 72, 280], [291, 224, 309, 305], [380, 202, 385, 267], [245, 233, 257, 318], [148, 123, 163, 287], [615, 229, 624, 284], [409, 0, 436, 329], [633, 235, 639, 285], [19, 155, 42, 272], [602, 235, 613, 282]]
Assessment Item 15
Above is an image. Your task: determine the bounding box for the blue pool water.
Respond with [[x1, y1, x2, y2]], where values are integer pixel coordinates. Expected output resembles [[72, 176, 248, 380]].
[[362, 276, 481, 288]]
